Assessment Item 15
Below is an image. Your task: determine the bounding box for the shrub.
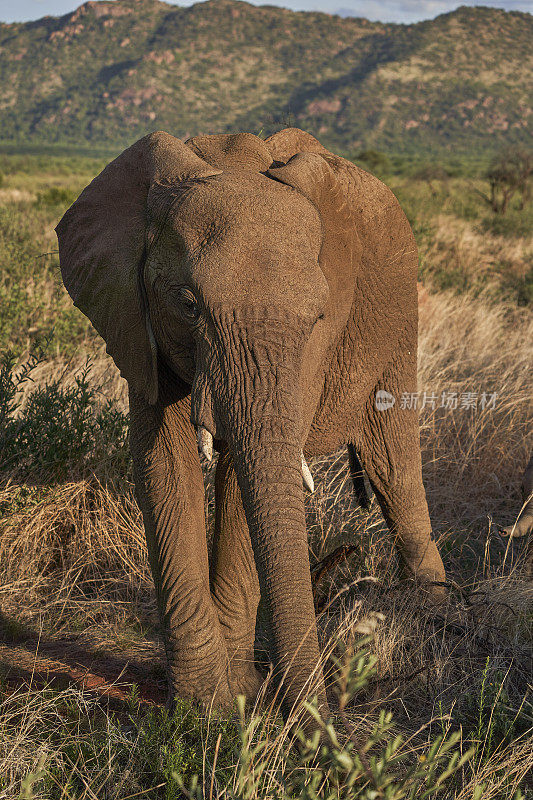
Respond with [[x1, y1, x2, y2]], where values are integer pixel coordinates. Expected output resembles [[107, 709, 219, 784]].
[[176, 640, 473, 800], [355, 149, 391, 175], [478, 210, 533, 238], [0, 347, 129, 481], [34, 186, 76, 208], [412, 164, 450, 196]]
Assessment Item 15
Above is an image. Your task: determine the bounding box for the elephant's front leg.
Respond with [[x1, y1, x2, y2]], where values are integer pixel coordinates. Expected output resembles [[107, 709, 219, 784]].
[[210, 446, 263, 701], [129, 387, 232, 707]]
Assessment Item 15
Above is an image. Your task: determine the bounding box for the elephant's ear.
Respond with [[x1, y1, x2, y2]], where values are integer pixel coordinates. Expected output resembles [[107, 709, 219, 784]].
[[263, 128, 329, 164], [267, 151, 411, 324], [56, 131, 221, 405], [267, 151, 396, 233], [185, 132, 273, 171], [267, 153, 359, 304]]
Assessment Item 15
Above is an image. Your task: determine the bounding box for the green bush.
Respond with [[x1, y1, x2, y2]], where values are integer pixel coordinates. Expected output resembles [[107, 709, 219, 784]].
[[412, 164, 450, 197], [15, 640, 474, 799], [43, 696, 240, 800], [500, 265, 533, 306], [0, 347, 128, 481], [34, 186, 76, 208], [354, 149, 391, 175], [176, 640, 473, 800], [478, 210, 533, 238], [483, 147, 532, 215], [130, 700, 239, 799], [438, 656, 532, 795], [465, 659, 523, 767], [449, 192, 484, 221]]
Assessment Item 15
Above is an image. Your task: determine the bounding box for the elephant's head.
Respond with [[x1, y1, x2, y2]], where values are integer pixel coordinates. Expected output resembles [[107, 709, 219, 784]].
[[56, 130, 357, 713]]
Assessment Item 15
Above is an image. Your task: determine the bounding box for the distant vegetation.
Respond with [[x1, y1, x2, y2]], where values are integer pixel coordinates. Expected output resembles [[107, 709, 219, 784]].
[[0, 147, 529, 371], [0, 0, 532, 156], [476, 148, 533, 216]]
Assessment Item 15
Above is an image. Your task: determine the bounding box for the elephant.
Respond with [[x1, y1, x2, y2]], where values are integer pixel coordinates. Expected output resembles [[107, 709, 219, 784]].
[[55, 127, 445, 722]]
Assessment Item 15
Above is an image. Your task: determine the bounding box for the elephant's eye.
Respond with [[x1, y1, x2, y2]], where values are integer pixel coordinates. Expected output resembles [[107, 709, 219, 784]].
[[177, 286, 201, 323]]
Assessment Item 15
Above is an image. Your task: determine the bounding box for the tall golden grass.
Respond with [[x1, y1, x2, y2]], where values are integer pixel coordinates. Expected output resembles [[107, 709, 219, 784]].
[[0, 289, 531, 797]]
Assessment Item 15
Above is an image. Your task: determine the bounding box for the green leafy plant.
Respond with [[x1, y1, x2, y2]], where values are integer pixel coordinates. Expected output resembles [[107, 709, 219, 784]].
[[412, 164, 450, 196], [18, 755, 47, 800], [464, 658, 531, 769], [34, 186, 76, 208], [0, 346, 128, 481], [355, 150, 391, 175], [176, 640, 473, 799], [478, 209, 533, 238]]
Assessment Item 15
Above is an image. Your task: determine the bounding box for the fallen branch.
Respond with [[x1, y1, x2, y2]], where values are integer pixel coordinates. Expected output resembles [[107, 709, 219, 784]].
[[311, 544, 359, 587]]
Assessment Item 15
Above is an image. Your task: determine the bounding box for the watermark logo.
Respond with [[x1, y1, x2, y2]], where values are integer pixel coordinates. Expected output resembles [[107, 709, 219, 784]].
[[375, 390, 396, 411], [375, 389, 499, 412]]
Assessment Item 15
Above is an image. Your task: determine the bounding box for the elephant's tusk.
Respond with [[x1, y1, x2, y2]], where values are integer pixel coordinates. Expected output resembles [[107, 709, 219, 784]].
[[301, 452, 315, 493], [197, 427, 213, 461]]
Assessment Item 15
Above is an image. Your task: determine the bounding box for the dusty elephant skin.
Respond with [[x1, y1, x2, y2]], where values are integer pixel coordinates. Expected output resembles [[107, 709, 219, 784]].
[[55, 128, 446, 722]]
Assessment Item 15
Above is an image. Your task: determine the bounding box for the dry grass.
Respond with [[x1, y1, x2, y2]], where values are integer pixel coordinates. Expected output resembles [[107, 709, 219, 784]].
[[421, 211, 532, 302], [1, 160, 532, 796], [418, 291, 532, 534], [0, 286, 531, 797]]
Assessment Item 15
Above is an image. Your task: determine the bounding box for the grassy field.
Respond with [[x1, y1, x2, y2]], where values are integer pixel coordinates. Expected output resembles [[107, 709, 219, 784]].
[[0, 151, 531, 798]]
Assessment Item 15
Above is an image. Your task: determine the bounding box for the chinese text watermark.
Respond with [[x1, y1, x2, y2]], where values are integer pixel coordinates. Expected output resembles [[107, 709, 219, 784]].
[[375, 390, 499, 412]]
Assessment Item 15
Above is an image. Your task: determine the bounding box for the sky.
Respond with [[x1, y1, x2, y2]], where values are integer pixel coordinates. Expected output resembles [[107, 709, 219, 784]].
[[0, 0, 531, 24]]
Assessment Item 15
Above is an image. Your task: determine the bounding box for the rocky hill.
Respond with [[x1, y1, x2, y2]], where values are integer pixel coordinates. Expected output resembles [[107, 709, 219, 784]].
[[0, 0, 531, 154]]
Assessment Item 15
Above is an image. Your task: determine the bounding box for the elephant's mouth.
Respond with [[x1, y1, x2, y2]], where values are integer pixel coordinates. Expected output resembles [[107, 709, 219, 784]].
[[196, 425, 315, 493]]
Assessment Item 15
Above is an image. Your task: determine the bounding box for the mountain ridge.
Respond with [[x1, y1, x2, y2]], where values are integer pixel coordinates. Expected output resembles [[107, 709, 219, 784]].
[[0, 0, 531, 154]]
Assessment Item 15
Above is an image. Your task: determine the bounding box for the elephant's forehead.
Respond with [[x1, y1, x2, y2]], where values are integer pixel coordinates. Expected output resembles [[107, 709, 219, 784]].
[[165, 172, 322, 259], [153, 172, 327, 314]]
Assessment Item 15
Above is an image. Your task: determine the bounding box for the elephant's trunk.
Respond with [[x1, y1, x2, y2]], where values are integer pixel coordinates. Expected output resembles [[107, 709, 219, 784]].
[[193, 307, 328, 717], [231, 432, 327, 715]]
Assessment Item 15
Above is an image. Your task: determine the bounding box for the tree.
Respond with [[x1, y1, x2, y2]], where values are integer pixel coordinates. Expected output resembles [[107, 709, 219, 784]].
[[478, 147, 532, 215], [413, 164, 450, 196], [355, 149, 391, 175]]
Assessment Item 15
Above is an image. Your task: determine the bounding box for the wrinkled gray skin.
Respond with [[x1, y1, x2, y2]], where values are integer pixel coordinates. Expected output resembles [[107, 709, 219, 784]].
[[56, 128, 446, 723], [502, 455, 533, 539]]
